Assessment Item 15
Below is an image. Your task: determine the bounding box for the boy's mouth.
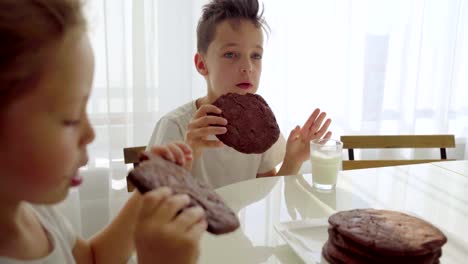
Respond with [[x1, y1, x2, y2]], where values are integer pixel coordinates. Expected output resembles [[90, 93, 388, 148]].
[[236, 82, 253, 90]]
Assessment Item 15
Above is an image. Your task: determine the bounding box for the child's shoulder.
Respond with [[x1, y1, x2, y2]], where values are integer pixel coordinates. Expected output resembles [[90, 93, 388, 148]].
[[160, 100, 197, 123], [29, 204, 77, 244], [30, 204, 72, 229], [10, 204, 78, 263], [29, 204, 63, 224]]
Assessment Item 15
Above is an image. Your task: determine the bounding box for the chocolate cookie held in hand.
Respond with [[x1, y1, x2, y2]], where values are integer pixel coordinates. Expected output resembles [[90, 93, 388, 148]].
[[127, 151, 240, 235], [212, 93, 280, 154]]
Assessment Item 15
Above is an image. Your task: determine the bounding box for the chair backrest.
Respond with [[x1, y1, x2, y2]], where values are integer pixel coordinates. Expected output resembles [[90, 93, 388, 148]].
[[123, 146, 146, 192], [340, 135, 455, 170]]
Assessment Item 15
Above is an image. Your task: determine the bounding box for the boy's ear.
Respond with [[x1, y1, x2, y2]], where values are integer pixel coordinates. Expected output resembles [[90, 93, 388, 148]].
[[194, 53, 208, 76]]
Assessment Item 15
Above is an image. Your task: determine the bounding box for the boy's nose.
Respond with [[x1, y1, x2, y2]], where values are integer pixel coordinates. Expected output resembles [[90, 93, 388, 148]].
[[240, 58, 253, 73], [240, 64, 253, 73]]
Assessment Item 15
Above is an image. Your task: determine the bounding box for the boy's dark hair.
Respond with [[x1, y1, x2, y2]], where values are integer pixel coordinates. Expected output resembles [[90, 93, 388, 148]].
[[196, 0, 269, 54]]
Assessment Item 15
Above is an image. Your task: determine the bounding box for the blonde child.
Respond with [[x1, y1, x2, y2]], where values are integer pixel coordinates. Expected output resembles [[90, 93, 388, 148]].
[[0, 1, 206, 263], [148, 0, 332, 188]]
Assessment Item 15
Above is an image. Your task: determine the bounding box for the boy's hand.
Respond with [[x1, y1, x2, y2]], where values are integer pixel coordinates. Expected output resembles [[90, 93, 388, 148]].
[[135, 187, 208, 264], [283, 109, 332, 173], [149, 142, 193, 168], [185, 104, 228, 159]]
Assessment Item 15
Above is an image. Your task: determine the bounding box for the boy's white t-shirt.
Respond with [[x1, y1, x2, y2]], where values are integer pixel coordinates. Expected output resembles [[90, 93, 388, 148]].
[[148, 100, 286, 189], [0, 204, 77, 264]]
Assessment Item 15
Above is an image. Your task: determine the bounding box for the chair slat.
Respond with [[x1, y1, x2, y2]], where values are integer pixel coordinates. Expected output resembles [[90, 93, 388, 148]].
[[123, 146, 146, 192], [123, 146, 146, 164], [342, 159, 455, 170], [340, 135, 455, 149], [340, 134, 456, 170]]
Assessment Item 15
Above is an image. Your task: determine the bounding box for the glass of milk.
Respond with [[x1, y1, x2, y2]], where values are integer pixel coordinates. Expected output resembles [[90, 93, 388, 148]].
[[310, 139, 343, 190]]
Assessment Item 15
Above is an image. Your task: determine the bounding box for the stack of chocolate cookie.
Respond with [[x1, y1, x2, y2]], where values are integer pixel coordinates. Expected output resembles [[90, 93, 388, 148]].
[[323, 209, 447, 264]]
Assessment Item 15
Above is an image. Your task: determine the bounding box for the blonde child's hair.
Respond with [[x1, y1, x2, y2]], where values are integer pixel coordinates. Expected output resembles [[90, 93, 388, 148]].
[[0, 0, 86, 109]]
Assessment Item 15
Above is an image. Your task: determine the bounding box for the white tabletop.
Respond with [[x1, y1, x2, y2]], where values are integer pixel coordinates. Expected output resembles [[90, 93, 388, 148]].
[[199, 161, 468, 264], [432, 160, 468, 177]]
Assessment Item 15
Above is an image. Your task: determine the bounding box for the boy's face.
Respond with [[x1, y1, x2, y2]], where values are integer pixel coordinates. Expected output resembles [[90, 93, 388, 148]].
[[196, 19, 264, 103], [0, 31, 95, 204]]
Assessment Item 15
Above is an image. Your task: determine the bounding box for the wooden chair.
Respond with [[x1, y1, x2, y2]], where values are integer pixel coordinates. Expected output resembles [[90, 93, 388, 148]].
[[123, 146, 146, 192], [340, 135, 455, 170]]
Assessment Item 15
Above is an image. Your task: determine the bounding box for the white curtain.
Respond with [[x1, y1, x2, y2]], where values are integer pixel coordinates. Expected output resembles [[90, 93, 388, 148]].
[[65, 0, 468, 237], [261, 0, 468, 161]]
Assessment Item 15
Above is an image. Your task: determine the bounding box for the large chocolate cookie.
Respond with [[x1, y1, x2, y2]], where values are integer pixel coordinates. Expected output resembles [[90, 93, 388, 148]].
[[211, 93, 280, 154], [127, 152, 240, 235], [328, 209, 447, 256]]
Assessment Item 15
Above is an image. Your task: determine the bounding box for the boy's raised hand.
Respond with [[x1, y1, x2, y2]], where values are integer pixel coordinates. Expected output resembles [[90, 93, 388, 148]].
[[282, 109, 332, 173], [135, 143, 208, 264], [185, 104, 228, 159]]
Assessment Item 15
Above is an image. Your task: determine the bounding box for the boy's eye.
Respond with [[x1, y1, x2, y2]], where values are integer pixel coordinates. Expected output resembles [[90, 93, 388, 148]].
[[252, 53, 262, 60], [63, 119, 81, 126], [223, 52, 236, 59]]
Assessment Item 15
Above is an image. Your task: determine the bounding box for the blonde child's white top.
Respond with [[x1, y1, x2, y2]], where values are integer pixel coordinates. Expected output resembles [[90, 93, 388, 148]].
[[148, 100, 286, 189], [0, 204, 77, 264]]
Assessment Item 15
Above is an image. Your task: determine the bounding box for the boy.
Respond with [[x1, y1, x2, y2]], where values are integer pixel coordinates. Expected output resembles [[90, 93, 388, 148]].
[[148, 0, 332, 188]]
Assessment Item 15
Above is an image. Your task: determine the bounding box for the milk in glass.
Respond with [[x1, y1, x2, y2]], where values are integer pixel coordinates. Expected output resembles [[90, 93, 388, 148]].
[[311, 151, 341, 187]]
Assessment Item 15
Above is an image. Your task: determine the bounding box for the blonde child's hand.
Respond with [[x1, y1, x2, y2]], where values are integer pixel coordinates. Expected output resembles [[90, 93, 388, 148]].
[[135, 187, 208, 264], [149, 142, 193, 167], [185, 104, 227, 159], [284, 109, 332, 171]]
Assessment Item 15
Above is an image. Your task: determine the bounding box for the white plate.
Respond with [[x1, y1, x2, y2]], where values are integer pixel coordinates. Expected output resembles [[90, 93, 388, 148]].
[[274, 218, 330, 264]]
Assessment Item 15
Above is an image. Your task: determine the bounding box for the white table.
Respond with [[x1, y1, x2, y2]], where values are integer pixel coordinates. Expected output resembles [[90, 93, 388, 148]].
[[199, 161, 468, 264], [432, 160, 468, 177]]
